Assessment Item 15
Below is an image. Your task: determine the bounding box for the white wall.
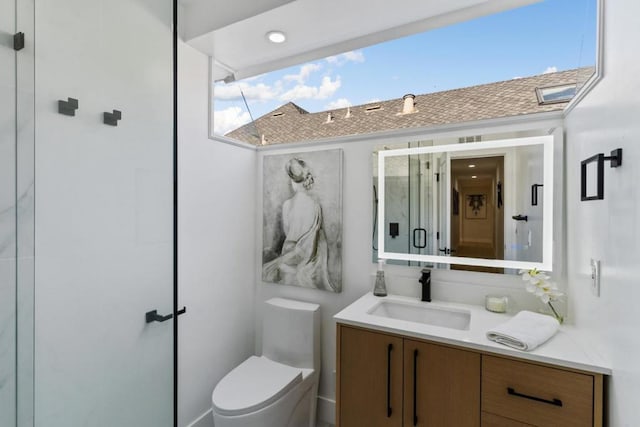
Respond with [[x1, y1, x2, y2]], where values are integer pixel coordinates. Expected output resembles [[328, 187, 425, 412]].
[[564, 0, 640, 425], [178, 42, 257, 427]]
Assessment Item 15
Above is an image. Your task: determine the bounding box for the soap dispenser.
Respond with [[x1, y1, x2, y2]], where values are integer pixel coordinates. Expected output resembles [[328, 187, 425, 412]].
[[373, 259, 387, 297]]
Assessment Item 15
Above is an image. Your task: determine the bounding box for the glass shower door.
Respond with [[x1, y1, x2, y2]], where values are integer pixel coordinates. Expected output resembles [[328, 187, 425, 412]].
[[0, 0, 17, 424], [32, 0, 175, 425]]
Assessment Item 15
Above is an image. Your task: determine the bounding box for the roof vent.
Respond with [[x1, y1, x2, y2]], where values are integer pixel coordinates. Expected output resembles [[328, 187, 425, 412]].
[[326, 112, 334, 123], [401, 94, 416, 114], [365, 105, 382, 112], [345, 107, 352, 118], [272, 111, 285, 117]]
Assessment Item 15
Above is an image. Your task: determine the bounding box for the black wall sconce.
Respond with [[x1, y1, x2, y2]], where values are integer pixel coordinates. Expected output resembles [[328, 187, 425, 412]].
[[581, 148, 623, 201], [103, 110, 122, 126], [58, 97, 78, 116], [531, 184, 543, 206]]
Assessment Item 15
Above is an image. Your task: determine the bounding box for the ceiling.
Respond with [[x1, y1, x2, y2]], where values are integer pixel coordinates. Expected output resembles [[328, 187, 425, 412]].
[[452, 156, 502, 180], [181, 0, 540, 82]]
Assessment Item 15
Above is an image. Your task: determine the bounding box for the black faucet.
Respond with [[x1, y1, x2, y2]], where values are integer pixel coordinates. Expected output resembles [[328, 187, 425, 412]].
[[419, 268, 431, 302]]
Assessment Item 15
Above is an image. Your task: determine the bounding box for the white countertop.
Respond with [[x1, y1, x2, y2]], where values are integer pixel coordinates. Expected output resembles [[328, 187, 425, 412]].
[[334, 293, 612, 375]]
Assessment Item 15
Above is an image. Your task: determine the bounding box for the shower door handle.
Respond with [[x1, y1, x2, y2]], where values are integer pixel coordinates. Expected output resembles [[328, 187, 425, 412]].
[[412, 228, 427, 249], [145, 307, 186, 323]]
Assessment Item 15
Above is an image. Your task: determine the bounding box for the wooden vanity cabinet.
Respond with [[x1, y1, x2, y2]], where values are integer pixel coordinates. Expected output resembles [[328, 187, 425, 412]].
[[404, 339, 481, 426], [337, 325, 404, 426], [337, 325, 480, 427], [337, 324, 604, 427]]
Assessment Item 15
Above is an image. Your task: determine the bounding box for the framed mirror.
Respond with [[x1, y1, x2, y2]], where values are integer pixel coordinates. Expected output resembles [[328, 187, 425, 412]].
[[377, 135, 554, 271]]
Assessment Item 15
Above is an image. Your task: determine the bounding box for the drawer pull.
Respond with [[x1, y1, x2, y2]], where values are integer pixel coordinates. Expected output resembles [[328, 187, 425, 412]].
[[507, 387, 563, 407], [387, 343, 393, 417]]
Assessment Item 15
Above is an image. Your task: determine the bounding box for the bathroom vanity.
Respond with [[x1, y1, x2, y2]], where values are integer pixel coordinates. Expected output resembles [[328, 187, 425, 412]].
[[335, 294, 609, 427]]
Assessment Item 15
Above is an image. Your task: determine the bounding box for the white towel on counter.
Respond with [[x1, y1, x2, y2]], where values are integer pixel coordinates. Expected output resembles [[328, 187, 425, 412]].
[[486, 310, 560, 351]]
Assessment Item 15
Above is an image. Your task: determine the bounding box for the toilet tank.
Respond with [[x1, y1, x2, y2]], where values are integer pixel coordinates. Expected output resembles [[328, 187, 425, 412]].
[[262, 298, 321, 371]]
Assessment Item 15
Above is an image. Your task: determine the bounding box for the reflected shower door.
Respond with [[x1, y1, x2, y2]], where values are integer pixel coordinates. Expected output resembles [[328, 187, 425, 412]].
[[33, 0, 174, 425]]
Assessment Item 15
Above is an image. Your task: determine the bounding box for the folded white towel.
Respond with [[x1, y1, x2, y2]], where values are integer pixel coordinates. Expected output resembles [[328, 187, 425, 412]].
[[486, 310, 560, 351]]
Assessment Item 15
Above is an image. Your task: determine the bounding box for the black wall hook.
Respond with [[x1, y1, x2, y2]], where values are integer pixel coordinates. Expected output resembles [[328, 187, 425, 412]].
[[13, 32, 25, 51], [58, 97, 79, 116], [103, 110, 122, 126], [531, 183, 543, 206]]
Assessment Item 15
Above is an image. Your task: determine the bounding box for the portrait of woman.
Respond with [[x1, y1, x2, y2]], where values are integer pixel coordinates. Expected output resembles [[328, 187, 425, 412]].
[[262, 150, 342, 292]]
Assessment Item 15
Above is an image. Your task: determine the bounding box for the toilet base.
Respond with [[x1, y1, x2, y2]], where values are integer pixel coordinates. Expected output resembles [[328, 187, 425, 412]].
[[212, 372, 318, 427]]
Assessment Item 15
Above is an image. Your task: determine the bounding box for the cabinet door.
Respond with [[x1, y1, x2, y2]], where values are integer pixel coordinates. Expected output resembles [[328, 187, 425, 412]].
[[338, 326, 403, 427], [404, 340, 481, 426]]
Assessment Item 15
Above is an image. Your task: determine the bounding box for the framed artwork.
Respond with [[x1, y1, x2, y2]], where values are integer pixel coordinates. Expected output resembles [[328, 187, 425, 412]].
[[262, 149, 343, 292], [465, 194, 487, 219]]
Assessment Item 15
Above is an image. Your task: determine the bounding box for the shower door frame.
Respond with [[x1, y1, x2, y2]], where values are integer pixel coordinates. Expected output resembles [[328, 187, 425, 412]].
[[12, 0, 180, 425]]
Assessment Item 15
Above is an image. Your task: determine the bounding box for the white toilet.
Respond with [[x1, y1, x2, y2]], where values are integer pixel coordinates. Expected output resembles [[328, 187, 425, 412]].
[[211, 298, 321, 427]]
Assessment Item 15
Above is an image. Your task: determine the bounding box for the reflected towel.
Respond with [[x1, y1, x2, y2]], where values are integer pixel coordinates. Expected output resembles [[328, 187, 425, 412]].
[[486, 310, 560, 351]]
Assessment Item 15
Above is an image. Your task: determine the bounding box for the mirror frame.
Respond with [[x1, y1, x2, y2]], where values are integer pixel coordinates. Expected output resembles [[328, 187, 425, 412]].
[[377, 135, 554, 270]]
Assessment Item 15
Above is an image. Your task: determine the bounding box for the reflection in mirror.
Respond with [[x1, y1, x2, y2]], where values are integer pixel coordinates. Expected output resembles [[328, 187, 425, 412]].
[[375, 136, 553, 273]]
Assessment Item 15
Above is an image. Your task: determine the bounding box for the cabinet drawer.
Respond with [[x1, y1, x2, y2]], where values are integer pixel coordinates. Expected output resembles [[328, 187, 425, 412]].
[[482, 411, 534, 426], [482, 355, 594, 426]]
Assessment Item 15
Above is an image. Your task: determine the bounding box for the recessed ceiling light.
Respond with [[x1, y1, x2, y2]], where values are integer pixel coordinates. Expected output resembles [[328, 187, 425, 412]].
[[266, 31, 286, 44], [468, 164, 476, 168], [471, 175, 477, 179]]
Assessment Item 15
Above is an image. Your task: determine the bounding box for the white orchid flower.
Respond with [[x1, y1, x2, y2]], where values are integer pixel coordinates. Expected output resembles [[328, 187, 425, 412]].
[[519, 268, 564, 323]]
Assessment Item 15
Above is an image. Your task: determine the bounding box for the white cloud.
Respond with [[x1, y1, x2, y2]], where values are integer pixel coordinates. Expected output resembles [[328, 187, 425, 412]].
[[214, 81, 279, 101], [342, 50, 365, 63], [283, 63, 322, 84], [542, 66, 558, 74], [280, 76, 342, 101], [317, 76, 341, 99], [213, 107, 251, 135], [325, 98, 352, 110], [280, 85, 317, 101], [326, 50, 365, 66]]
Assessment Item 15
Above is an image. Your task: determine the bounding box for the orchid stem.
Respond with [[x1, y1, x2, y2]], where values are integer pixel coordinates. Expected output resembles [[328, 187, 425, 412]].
[[547, 302, 563, 323]]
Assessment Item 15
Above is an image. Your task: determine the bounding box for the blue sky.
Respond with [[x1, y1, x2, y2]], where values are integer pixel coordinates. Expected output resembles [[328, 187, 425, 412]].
[[213, 0, 596, 135]]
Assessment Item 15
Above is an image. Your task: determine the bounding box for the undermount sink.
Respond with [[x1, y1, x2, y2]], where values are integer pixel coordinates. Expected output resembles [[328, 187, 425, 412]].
[[367, 300, 471, 330]]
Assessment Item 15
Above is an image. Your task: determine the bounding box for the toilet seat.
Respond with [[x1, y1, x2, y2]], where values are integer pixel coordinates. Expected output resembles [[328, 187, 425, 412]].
[[212, 356, 303, 416]]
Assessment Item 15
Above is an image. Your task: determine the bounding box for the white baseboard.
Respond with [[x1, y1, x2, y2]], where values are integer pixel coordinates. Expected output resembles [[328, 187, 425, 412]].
[[186, 396, 335, 427], [185, 408, 213, 427], [317, 395, 336, 425]]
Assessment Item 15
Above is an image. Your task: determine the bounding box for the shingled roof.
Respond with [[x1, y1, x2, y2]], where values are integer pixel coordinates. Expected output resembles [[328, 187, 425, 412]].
[[226, 67, 593, 145]]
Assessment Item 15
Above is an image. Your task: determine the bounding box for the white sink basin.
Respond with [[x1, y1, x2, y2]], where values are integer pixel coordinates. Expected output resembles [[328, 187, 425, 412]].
[[367, 300, 471, 330]]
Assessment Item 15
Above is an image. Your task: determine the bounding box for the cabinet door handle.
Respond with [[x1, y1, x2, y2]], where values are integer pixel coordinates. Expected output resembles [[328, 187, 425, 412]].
[[413, 349, 418, 426], [507, 387, 563, 407], [387, 343, 393, 417]]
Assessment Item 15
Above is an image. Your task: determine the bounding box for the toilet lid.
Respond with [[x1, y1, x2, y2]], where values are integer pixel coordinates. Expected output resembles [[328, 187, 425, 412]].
[[212, 356, 303, 416]]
